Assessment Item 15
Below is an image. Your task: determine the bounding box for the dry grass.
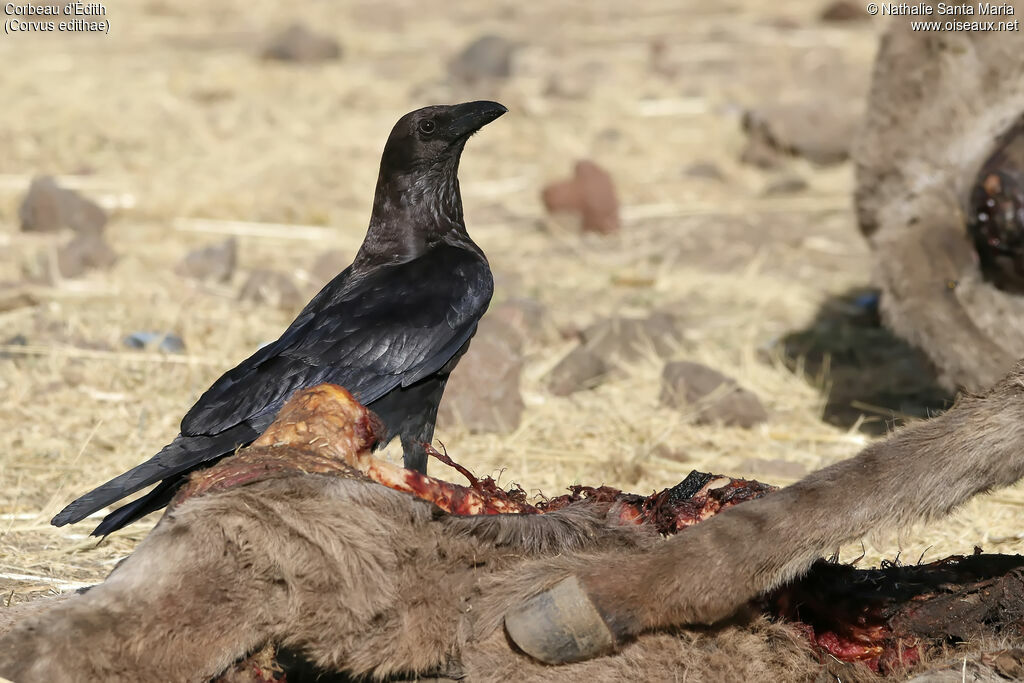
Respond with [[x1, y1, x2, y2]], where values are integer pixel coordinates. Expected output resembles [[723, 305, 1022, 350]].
[[1, 0, 1022, 611]]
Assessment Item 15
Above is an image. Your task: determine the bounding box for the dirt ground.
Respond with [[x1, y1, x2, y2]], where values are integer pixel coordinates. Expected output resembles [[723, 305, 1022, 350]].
[[1, 0, 1021, 610]]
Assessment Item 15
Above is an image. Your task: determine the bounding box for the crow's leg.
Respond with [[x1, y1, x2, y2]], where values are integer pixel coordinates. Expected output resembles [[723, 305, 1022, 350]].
[[369, 376, 450, 474], [399, 376, 449, 473]]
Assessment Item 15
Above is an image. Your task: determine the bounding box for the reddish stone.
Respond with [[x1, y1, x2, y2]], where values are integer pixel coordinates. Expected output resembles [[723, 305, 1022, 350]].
[[542, 160, 621, 235]]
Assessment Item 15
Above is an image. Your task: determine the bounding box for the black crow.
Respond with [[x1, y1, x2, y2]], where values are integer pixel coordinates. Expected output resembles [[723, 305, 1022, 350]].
[[52, 100, 506, 536]]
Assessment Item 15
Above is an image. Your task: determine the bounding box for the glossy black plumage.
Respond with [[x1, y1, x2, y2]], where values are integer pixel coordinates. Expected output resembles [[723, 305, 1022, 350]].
[[51, 101, 506, 535]]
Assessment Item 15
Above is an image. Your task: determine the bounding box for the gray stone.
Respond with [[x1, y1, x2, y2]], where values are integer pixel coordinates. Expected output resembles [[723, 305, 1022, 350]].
[[742, 104, 858, 166], [683, 161, 726, 181], [19, 176, 107, 235], [763, 174, 808, 195], [820, 1, 866, 21], [581, 313, 682, 359], [490, 298, 550, 344], [261, 24, 342, 63], [660, 361, 768, 428], [0, 333, 28, 360], [175, 238, 237, 283], [449, 35, 515, 83], [739, 133, 782, 170], [238, 269, 305, 311], [0, 285, 36, 314], [437, 318, 524, 434], [55, 233, 117, 279], [547, 346, 608, 396], [546, 313, 684, 395]]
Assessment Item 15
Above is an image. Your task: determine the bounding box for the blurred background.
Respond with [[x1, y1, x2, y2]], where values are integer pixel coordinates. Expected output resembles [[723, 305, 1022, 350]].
[[1, 1, 1015, 601]]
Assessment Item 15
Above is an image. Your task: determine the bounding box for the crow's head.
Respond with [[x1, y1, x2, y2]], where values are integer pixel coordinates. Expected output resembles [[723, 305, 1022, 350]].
[[380, 101, 507, 173], [369, 101, 507, 237]]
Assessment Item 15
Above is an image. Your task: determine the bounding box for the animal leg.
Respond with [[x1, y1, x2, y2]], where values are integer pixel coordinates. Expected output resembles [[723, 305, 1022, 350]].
[[0, 502, 284, 682], [505, 362, 1024, 663]]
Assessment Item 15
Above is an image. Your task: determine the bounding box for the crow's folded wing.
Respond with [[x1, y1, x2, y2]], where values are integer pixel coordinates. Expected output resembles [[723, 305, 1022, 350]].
[[180, 243, 493, 437]]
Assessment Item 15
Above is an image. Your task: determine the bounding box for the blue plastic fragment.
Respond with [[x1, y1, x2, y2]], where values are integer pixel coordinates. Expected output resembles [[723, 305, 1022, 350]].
[[853, 292, 880, 311], [123, 331, 186, 354]]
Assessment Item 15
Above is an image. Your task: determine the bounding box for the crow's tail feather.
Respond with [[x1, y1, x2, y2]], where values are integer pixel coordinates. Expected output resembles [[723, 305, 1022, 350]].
[[50, 423, 258, 529], [90, 478, 184, 536]]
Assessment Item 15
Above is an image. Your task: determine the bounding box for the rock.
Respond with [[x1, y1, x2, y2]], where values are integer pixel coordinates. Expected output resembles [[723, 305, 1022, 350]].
[[0, 284, 37, 313], [648, 38, 677, 79], [763, 174, 808, 195], [437, 318, 524, 433], [581, 313, 682, 359], [660, 361, 768, 428], [0, 334, 28, 360], [261, 23, 342, 63], [123, 331, 186, 354], [547, 346, 608, 396], [175, 238, 237, 283], [238, 269, 305, 311], [448, 35, 515, 83], [546, 313, 684, 395], [55, 233, 117, 279], [820, 1, 865, 21], [742, 104, 858, 166], [19, 176, 107, 234], [762, 16, 801, 30], [739, 134, 782, 170], [543, 76, 590, 100], [596, 127, 623, 145], [309, 249, 349, 286], [683, 161, 725, 181], [490, 298, 549, 344], [541, 160, 621, 235]]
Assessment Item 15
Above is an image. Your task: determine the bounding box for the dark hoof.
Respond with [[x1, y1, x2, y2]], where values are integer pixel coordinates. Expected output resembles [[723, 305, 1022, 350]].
[[504, 575, 617, 664]]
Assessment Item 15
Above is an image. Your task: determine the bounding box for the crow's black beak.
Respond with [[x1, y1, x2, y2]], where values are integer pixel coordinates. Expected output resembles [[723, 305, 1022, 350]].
[[449, 101, 508, 138]]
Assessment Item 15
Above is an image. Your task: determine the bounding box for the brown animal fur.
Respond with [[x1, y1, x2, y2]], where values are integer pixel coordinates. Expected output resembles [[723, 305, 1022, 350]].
[[853, 2, 1024, 391], [6, 362, 1024, 680], [515, 361, 1024, 653], [0, 475, 653, 682], [0, 476, 846, 682]]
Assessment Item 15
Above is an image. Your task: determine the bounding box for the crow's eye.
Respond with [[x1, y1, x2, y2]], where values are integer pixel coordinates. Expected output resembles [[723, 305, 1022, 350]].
[[418, 119, 436, 135]]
